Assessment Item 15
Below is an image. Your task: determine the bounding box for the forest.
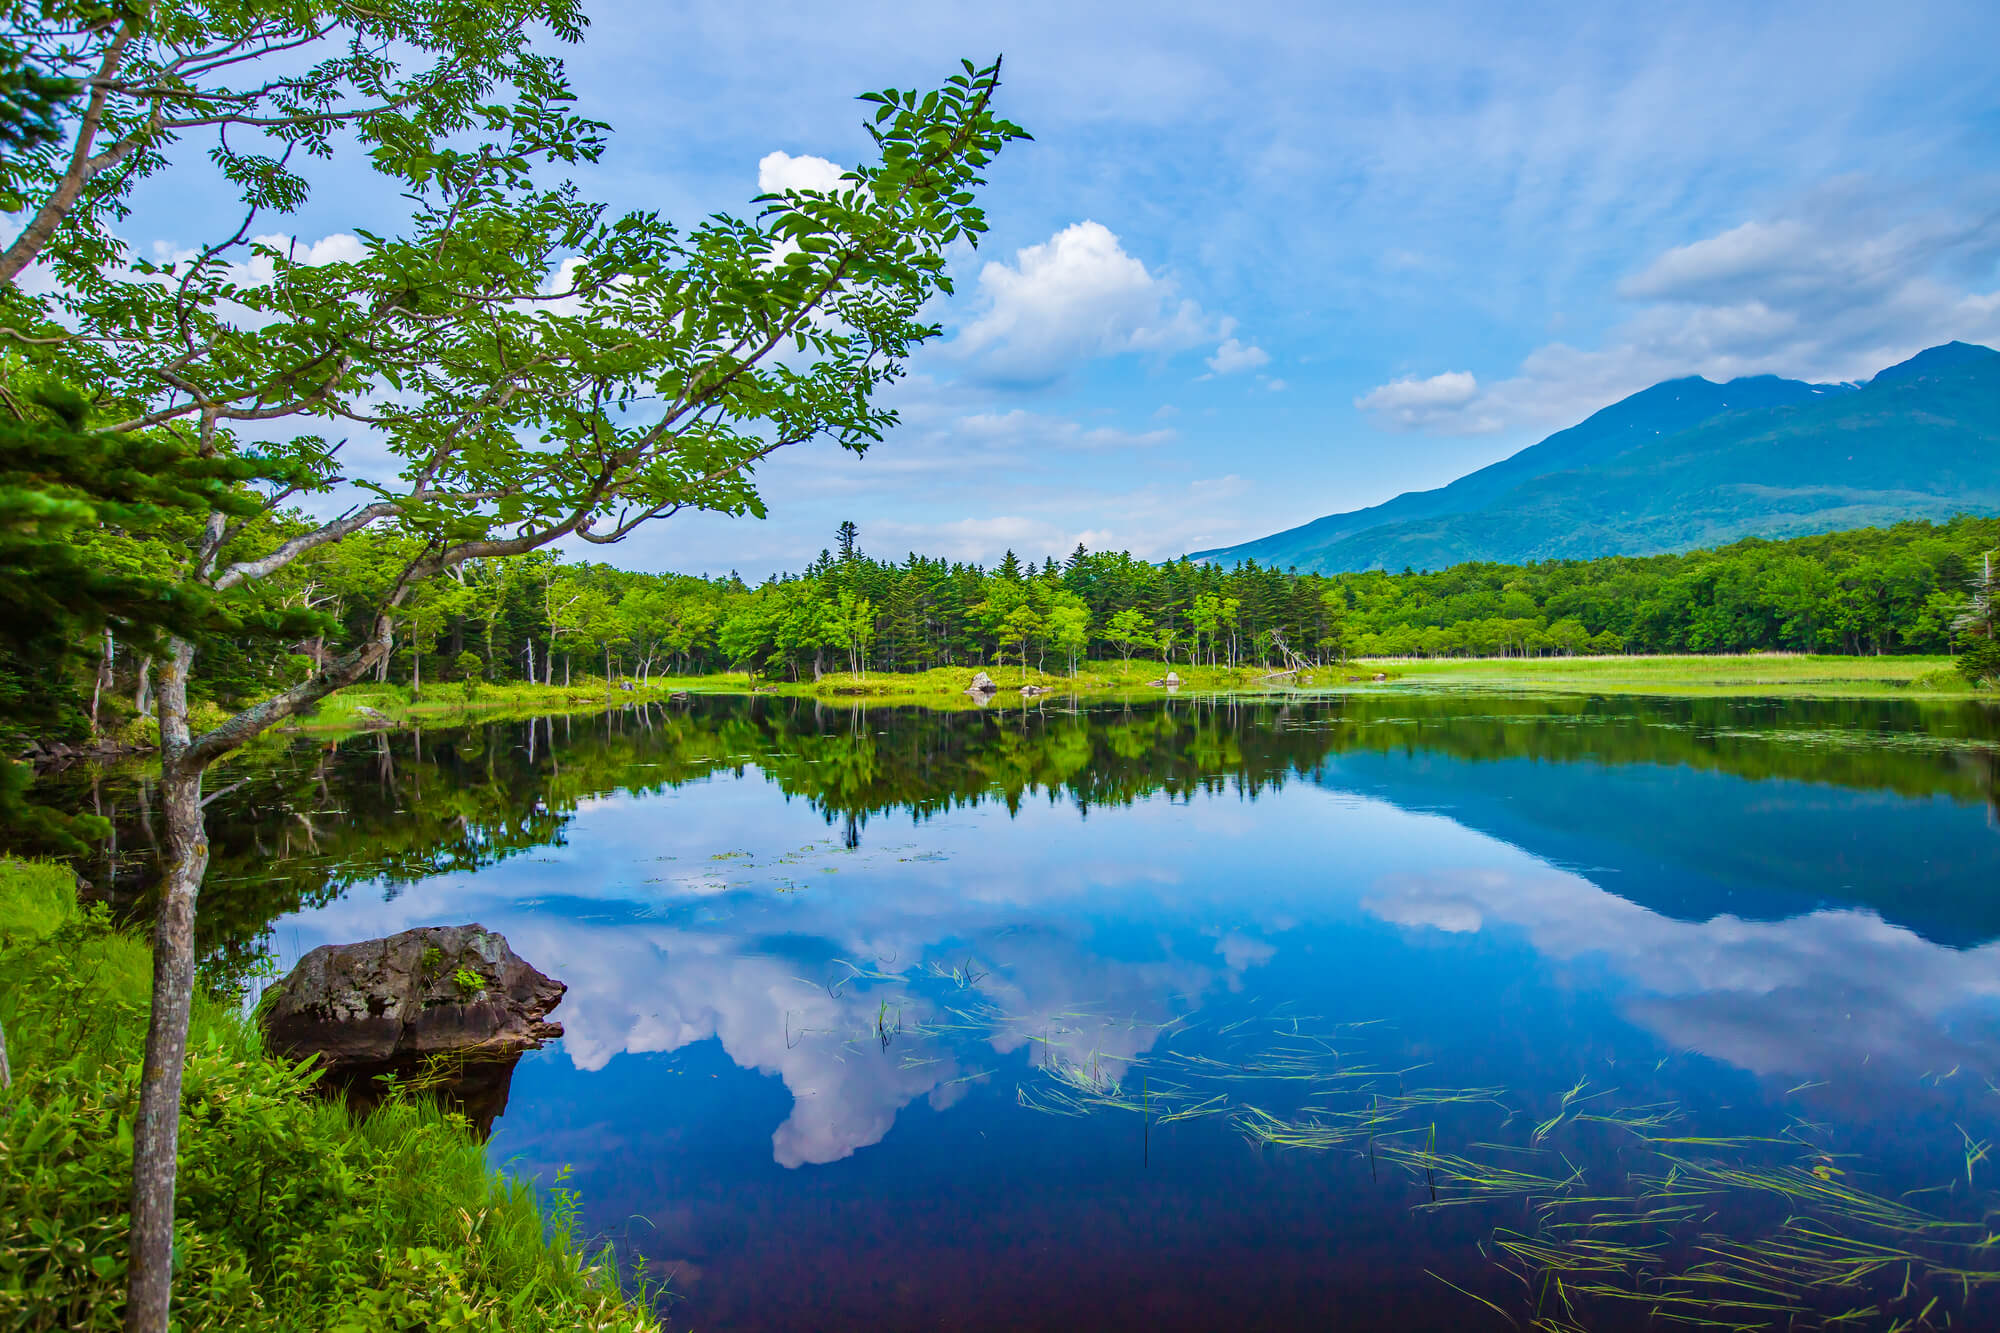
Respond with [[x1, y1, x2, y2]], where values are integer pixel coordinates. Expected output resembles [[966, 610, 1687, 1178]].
[[20, 513, 1996, 747]]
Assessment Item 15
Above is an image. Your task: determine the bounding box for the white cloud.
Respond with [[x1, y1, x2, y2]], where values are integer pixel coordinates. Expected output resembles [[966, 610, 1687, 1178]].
[[1364, 867, 2000, 1083], [953, 408, 1174, 452], [1616, 219, 1816, 302], [1357, 198, 2000, 437], [951, 220, 1217, 386], [757, 150, 847, 195], [231, 232, 365, 284], [1353, 369, 1487, 430], [1205, 336, 1269, 375], [142, 231, 364, 289]]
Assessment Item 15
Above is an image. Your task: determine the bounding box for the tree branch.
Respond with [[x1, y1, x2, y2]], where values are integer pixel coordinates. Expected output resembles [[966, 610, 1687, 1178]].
[[0, 21, 137, 284]]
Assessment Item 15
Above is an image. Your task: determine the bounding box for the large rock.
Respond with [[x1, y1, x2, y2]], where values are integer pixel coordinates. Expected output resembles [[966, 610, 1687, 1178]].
[[261, 923, 563, 1067], [259, 925, 564, 1133], [966, 671, 998, 694]]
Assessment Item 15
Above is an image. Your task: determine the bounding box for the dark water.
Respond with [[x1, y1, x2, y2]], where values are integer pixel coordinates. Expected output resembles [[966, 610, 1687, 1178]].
[[52, 692, 2000, 1330]]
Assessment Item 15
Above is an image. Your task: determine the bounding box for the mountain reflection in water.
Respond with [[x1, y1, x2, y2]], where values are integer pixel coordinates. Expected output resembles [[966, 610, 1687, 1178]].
[[50, 692, 2000, 1331]]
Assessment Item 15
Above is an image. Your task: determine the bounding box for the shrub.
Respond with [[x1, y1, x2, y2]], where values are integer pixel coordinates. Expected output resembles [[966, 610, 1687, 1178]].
[[1958, 636, 2000, 687], [458, 652, 486, 701], [0, 867, 658, 1331]]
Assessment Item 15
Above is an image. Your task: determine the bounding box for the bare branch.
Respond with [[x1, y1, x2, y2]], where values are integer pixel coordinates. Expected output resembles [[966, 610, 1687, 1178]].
[[210, 501, 400, 591]]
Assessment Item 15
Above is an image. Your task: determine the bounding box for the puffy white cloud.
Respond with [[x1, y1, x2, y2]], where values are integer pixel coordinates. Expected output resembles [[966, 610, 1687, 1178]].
[[951, 220, 1217, 386], [141, 231, 364, 289], [1353, 369, 1489, 431], [1205, 336, 1269, 375], [757, 150, 847, 195]]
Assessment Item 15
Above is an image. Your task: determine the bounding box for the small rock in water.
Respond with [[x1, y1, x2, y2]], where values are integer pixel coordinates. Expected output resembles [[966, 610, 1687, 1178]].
[[1020, 683, 1051, 696]]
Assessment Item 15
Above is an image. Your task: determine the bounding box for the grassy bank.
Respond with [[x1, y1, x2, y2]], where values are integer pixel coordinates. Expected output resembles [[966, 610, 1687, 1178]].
[[286, 662, 1282, 731], [0, 860, 658, 1332], [280, 655, 1990, 737], [1361, 652, 1986, 698]]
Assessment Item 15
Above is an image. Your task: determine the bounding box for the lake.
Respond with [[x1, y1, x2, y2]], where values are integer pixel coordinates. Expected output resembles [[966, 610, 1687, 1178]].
[[63, 691, 2000, 1330]]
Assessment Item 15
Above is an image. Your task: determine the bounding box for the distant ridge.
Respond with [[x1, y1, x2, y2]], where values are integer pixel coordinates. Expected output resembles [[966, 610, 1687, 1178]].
[[1189, 343, 2000, 573]]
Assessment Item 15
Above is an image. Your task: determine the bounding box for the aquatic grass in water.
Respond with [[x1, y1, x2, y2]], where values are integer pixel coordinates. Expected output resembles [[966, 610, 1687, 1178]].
[[1004, 1013, 2000, 1330]]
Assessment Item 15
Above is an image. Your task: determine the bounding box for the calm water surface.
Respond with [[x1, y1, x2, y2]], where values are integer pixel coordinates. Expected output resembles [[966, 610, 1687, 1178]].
[[70, 692, 2000, 1330]]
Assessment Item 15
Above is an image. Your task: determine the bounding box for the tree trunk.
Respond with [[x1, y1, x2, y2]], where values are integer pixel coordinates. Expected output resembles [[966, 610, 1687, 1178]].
[[544, 640, 555, 685], [563, 655, 571, 687], [0, 1015, 10, 1090], [125, 638, 206, 1333], [91, 627, 114, 738], [524, 639, 535, 683]]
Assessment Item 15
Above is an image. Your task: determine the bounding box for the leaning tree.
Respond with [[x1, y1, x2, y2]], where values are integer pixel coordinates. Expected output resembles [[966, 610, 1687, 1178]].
[[0, 4, 1025, 1327]]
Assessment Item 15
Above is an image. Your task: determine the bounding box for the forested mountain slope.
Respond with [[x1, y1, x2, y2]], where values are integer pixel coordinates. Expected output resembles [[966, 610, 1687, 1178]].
[[1191, 343, 2000, 573]]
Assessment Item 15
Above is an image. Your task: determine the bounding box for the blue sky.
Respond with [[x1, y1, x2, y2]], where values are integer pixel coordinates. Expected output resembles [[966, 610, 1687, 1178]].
[[115, 0, 2000, 576]]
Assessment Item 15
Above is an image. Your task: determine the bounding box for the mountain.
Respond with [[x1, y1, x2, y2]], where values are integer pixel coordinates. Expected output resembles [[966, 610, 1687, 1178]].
[[1190, 343, 2000, 573]]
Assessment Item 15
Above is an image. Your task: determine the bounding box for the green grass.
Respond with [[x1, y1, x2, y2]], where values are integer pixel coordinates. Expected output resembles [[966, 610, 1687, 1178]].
[[1358, 652, 1984, 698], [0, 860, 659, 1331], [270, 652, 1990, 741], [793, 659, 1276, 704], [0, 857, 99, 944], [286, 661, 1281, 733]]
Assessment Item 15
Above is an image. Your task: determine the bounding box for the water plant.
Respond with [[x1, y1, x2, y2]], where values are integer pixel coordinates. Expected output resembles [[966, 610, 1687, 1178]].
[[1002, 1007, 2000, 1331]]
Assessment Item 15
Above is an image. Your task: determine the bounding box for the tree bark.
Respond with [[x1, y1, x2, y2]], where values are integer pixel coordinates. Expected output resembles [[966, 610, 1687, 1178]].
[[125, 639, 206, 1333], [133, 655, 152, 719], [91, 627, 114, 738], [0, 24, 138, 286]]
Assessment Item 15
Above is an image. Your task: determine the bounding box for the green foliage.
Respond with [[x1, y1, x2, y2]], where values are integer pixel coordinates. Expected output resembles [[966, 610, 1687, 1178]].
[[0, 857, 81, 945], [0, 888, 657, 1331], [452, 967, 486, 997], [1960, 637, 2000, 687]]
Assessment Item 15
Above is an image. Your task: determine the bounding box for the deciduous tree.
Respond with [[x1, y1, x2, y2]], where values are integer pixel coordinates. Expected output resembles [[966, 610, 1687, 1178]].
[[2, 7, 1023, 1322]]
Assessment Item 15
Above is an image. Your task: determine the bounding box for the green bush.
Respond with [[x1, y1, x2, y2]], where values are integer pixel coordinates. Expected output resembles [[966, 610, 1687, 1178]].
[[0, 867, 659, 1331], [1958, 636, 2000, 687]]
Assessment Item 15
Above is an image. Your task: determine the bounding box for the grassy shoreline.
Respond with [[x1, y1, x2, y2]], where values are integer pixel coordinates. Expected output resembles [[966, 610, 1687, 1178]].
[[0, 859, 659, 1331], [275, 653, 1990, 737], [1359, 651, 1986, 698]]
